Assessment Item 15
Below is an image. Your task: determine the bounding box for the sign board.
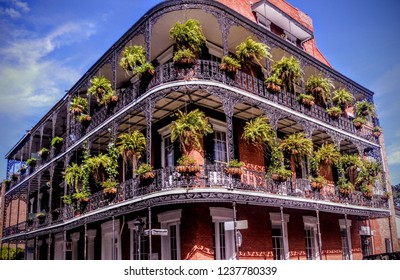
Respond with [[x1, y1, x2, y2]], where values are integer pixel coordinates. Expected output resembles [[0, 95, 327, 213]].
[[224, 220, 248, 231], [144, 229, 168, 236]]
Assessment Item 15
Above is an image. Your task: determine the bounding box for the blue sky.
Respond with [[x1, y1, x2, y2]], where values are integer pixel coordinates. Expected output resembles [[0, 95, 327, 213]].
[[0, 0, 399, 184]]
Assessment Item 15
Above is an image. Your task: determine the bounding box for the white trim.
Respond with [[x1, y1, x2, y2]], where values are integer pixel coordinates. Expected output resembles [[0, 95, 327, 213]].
[[128, 217, 147, 260], [210, 207, 235, 260], [70, 232, 80, 260], [158, 209, 182, 260], [54, 233, 64, 260], [156, 45, 173, 65], [269, 212, 290, 260], [206, 42, 223, 58], [2, 186, 390, 243], [302, 216, 320, 260], [101, 219, 121, 260], [339, 218, 353, 260], [209, 207, 233, 222]]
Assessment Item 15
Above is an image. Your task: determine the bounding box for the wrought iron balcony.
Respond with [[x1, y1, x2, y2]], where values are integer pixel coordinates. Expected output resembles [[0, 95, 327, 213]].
[[70, 60, 378, 148], [2, 164, 389, 238]]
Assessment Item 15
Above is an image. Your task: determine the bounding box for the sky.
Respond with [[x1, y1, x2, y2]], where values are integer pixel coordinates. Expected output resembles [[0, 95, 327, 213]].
[[0, 0, 399, 184]]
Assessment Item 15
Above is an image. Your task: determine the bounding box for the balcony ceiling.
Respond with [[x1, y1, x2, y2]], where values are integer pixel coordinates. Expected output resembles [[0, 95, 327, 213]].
[[252, 1, 313, 41]]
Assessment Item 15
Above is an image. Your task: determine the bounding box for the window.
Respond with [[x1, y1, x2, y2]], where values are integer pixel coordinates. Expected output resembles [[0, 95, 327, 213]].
[[158, 209, 182, 260], [385, 238, 392, 253], [269, 212, 290, 260], [210, 207, 235, 260], [214, 131, 227, 163], [271, 226, 284, 260], [338, 219, 352, 260], [128, 218, 148, 260], [163, 136, 174, 168], [101, 220, 121, 260], [303, 216, 320, 260]]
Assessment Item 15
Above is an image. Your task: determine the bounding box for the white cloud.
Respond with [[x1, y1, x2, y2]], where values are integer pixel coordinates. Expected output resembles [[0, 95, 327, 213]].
[[0, 0, 29, 18], [13, 0, 29, 12], [0, 21, 96, 116], [387, 145, 400, 166]]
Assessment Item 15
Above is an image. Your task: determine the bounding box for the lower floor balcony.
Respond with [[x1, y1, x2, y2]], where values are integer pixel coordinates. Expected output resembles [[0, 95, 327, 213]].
[[0, 202, 393, 260], [1, 164, 390, 241]]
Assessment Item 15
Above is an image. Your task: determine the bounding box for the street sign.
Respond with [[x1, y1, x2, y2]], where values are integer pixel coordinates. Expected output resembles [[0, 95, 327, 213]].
[[144, 229, 168, 236], [224, 220, 248, 231]]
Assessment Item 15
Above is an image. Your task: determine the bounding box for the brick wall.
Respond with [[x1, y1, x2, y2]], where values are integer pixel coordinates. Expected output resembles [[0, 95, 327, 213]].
[[163, 203, 370, 260]]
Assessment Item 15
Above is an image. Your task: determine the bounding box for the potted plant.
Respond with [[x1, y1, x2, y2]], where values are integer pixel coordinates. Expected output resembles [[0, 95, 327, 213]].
[[87, 75, 116, 106], [101, 178, 118, 195], [355, 100, 375, 117], [78, 114, 92, 126], [62, 195, 73, 205], [2, 179, 11, 188], [241, 116, 275, 151], [11, 173, 19, 182], [85, 153, 110, 184], [310, 176, 326, 190], [353, 117, 366, 129], [297, 93, 315, 107], [340, 153, 362, 179], [269, 167, 292, 182], [27, 213, 35, 225], [19, 165, 27, 175], [225, 159, 244, 177], [219, 55, 241, 75], [265, 75, 282, 93], [176, 155, 200, 175], [314, 143, 341, 167], [64, 162, 90, 203], [235, 37, 270, 76], [372, 126, 382, 137], [26, 158, 37, 173], [119, 45, 155, 77], [326, 106, 343, 118], [72, 190, 90, 203], [280, 132, 313, 189], [50, 208, 60, 221], [36, 211, 46, 223], [169, 19, 206, 66], [170, 109, 213, 157], [118, 130, 146, 174], [337, 177, 354, 195], [51, 136, 64, 151], [136, 163, 155, 182], [269, 56, 302, 93], [359, 183, 373, 198], [305, 75, 334, 107], [332, 88, 354, 109], [38, 147, 50, 160], [69, 96, 88, 116]]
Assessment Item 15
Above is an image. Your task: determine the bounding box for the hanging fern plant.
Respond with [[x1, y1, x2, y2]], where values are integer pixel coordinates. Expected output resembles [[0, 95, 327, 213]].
[[170, 109, 213, 155], [241, 116, 275, 151], [270, 56, 302, 93], [119, 45, 154, 77], [170, 19, 206, 65]]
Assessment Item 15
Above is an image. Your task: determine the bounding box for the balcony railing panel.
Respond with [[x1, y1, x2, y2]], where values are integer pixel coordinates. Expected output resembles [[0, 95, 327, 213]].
[[2, 164, 390, 238]]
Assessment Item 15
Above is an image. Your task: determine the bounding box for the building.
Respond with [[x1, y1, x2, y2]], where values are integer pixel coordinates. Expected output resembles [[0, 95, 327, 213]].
[[0, 0, 398, 260]]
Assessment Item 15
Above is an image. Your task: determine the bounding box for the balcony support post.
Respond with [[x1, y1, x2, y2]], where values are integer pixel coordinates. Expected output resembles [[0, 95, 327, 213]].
[[316, 209, 322, 259], [222, 98, 236, 161], [148, 206, 152, 259], [144, 100, 155, 164]]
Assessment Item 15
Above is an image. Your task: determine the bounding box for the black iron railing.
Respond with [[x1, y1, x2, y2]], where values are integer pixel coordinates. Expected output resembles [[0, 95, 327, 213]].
[[67, 60, 378, 148], [2, 164, 389, 238]]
